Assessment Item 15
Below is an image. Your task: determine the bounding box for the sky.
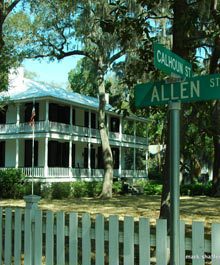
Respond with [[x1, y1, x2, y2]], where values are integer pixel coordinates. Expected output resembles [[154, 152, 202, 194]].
[[22, 55, 82, 88]]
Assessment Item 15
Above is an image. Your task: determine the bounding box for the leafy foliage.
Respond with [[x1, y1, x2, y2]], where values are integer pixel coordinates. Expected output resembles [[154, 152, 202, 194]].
[[0, 169, 26, 199]]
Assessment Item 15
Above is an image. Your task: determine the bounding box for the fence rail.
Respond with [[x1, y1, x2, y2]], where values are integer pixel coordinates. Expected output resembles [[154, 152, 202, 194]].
[[0, 207, 219, 265]]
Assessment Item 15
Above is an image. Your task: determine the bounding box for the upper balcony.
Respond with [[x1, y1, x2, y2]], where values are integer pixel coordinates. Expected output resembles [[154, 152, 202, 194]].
[[0, 121, 147, 145]]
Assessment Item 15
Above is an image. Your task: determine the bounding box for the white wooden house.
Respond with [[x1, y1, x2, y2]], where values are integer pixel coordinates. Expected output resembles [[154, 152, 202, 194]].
[[0, 70, 148, 182]]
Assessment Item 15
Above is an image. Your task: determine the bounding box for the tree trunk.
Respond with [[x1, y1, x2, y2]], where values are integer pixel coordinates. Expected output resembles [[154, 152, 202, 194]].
[[97, 68, 114, 199], [211, 100, 220, 195], [159, 0, 189, 223]]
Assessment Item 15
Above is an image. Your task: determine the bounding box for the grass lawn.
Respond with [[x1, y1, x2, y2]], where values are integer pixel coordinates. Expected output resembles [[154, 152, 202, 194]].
[[0, 195, 220, 228]]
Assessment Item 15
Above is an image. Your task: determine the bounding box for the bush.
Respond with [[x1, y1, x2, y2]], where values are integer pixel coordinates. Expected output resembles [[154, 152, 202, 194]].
[[25, 182, 42, 196], [112, 181, 123, 194], [0, 169, 26, 199], [71, 181, 88, 198], [180, 182, 212, 196], [51, 182, 71, 199], [85, 181, 103, 197]]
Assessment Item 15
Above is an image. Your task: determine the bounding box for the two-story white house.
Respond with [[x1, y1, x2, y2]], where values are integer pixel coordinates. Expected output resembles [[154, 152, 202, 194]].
[[0, 70, 148, 182]]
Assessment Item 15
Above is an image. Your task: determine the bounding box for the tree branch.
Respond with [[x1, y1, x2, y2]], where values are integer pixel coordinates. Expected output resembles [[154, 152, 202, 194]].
[[109, 49, 125, 65], [5, 0, 20, 17]]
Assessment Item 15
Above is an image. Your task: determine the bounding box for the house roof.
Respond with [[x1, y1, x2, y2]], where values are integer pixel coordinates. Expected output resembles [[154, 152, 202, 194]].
[[0, 78, 114, 111], [0, 74, 147, 122]]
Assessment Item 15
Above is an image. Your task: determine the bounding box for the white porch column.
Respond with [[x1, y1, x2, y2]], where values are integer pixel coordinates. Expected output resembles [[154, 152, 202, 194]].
[[133, 121, 136, 177], [88, 110, 91, 178], [69, 140, 73, 178], [119, 116, 123, 141], [107, 114, 110, 132], [15, 139, 19, 168], [70, 105, 73, 134], [145, 148, 149, 178], [119, 146, 122, 176], [16, 104, 20, 132], [45, 100, 49, 131], [44, 137, 48, 177]]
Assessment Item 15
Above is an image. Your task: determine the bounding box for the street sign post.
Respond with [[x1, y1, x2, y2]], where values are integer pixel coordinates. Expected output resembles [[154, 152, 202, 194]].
[[136, 47, 220, 264], [154, 43, 193, 78], [135, 73, 220, 107]]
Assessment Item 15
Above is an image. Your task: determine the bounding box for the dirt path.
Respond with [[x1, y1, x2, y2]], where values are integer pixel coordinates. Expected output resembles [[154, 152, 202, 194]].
[[1, 195, 220, 227]]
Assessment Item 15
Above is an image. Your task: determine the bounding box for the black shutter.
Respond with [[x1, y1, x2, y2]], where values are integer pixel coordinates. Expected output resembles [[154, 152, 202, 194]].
[[91, 112, 96, 129], [72, 109, 76, 125], [49, 103, 58, 122], [0, 141, 5, 167], [110, 117, 120, 132], [72, 144, 75, 167], [83, 148, 88, 168], [0, 106, 7, 124], [97, 147, 104, 169], [91, 148, 96, 169], [84, 111, 89, 127], [112, 147, 119, 169], [62, 142, 69, 167], [48, 141, 57, 167]]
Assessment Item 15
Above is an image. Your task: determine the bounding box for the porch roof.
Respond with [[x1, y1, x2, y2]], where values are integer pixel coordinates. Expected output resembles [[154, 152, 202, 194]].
[[1, 78, 114, 111]]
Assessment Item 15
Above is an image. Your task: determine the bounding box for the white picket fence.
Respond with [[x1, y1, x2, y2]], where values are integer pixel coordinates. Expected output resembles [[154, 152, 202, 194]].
[[0, 207, 220, 265]]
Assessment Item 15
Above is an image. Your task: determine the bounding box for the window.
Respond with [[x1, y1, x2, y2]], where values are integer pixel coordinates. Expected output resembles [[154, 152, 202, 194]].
[[24, 140, 38, 167], [48, 141, 69, 167], [49, 103, 70, 124], [110, 117, 120, 132], [25, 103, 39, 123]]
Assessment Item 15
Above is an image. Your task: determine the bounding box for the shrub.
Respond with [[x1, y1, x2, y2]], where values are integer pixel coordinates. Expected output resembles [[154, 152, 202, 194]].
[[0, 169, 26, 199], [25, 182, 42, 196], [71, 181, 88, 198], [85, 181, 103, 197], [51, 182, 71, 199], [112, 181, 123, 194], [180, 182, 212, 196]]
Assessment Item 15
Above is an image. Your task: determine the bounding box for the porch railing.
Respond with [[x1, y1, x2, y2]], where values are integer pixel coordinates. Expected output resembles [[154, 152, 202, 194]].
[[0, 167, 147, 181], [0, 121, 147, 145]]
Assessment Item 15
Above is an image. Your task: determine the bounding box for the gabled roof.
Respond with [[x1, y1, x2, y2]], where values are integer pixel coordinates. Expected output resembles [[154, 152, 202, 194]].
[[0, 78, 114, 112]]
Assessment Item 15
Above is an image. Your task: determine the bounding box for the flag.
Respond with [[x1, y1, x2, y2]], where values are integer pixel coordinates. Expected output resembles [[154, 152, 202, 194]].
[[29, 106, 36, 127]]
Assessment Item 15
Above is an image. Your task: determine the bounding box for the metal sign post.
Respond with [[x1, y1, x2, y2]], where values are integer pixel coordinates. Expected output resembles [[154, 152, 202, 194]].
[[134, 43, 220, 265], [169, 101, 181, 265]]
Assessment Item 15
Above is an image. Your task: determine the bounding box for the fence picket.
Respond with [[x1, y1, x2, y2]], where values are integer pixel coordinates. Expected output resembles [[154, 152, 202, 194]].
[[139, 218, 150, 265], [4, 208, 12, 265], [192, 221, 204, 265], [24, 209, 32, 265], [0, 208, 2, 265], [109, 215, 119, 265], [14, 209, 22, 265], [69, 212, 78, 265], [46, 211, 54, 265], [82, 213, 91, 265], [34, 210, 42, 265], [95, 214, 104, 265], [0, 206, 220, 265], [180, 221, 185, 265], [211, 223, 220, 265], [57, 212, 65, 265], [124, 216, 134, 265], [156, 219, 167, 265]]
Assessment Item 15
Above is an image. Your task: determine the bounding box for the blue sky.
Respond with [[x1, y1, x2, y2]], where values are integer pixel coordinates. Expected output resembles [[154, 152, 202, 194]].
[[22, 56, 82, 87]]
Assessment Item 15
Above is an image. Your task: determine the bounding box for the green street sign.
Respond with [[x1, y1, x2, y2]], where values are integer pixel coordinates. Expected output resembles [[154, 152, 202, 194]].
[[135, 73, 220, 107], [154, 43, 193, 78]]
